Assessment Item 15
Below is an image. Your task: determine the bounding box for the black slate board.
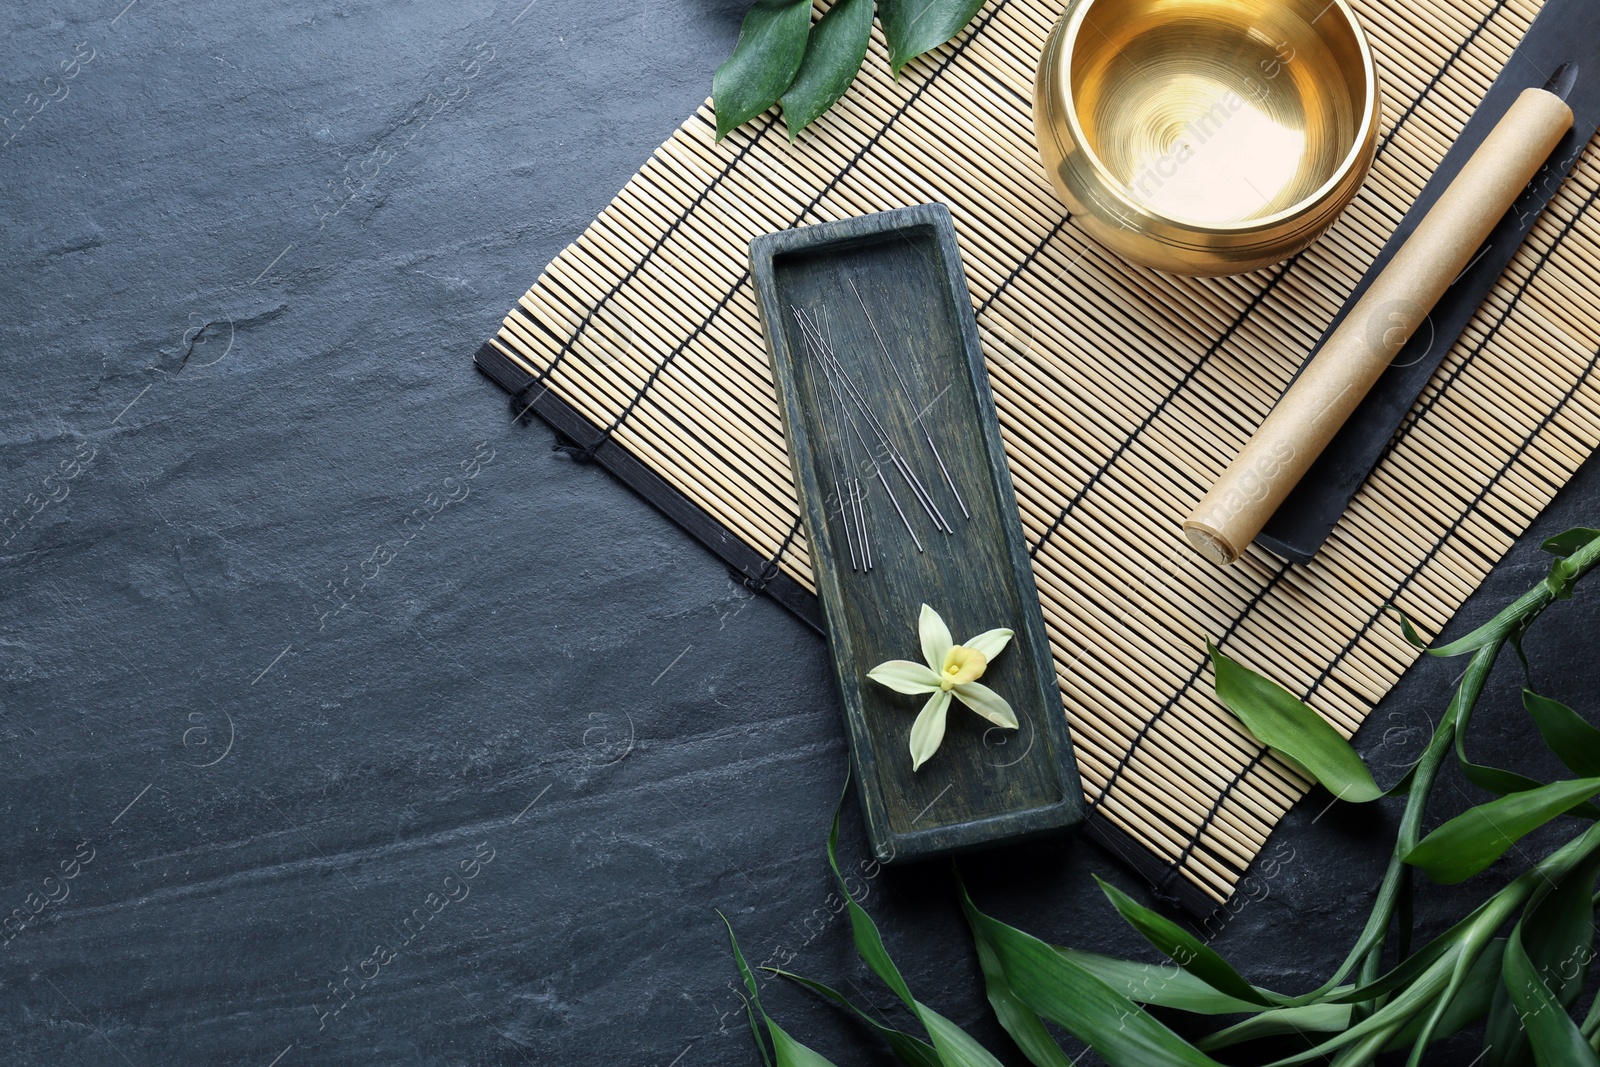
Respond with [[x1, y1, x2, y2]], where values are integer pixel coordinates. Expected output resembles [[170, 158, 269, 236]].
[[749, 204, 1084, 862]]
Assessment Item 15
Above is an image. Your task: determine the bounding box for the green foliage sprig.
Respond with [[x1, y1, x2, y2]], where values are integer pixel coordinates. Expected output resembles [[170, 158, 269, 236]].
[[712, 0, 987, 141], [726, 527, 1600, 1065]]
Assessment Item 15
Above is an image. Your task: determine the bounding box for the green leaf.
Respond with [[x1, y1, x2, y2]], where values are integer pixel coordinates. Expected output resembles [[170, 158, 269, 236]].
[[1485, 974, 1534, 1067], [1057, 948, 1267, 1014], [1197, 1003, 1352, 1051], [1384, 938, 1505, 1054], [922, 1008, 1012, 1067], [1388, 604, 1431, 649], [721, 911, 777, 1067], [768, 970, 941, 1067], [1404, 777, 1600, 884], [713, 0, 814, 140], [1485, 976, 1534, 1067], [1520, 852, 1600, 1012], [825, 809, 916, 1008], [1398, 925, 1501, 1065], [1459, 759, 1549, 797], [1429, 585, 1551, 658], [1094, 876, 1275, 1007], [823, 782, 1006, 1067], [779, 0, 873, 139], [1265, 948, 1466, 1064], [878, 0, 987, 74], [768, 1018, 845, 1067], [960, 891, 1225, 1066], [1527, 691, 1600, 778], [1504, 922, 1600, 1067], [1453, 755, 1600, 822], [1543, 528, 1600, 559], [1209, 644, 1383, 803], [1487, 852, 1600, 1067], [958, 874, 1082, 1067], [723, 916, 842, 1067]]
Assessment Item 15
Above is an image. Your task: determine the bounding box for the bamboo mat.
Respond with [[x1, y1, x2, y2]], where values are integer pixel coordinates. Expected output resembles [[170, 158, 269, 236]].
[[475, 0, 1600, 910]]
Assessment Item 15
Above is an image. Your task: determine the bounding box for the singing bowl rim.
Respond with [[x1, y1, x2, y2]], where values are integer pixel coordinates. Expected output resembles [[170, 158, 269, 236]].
[[1055, 0, 1381, 237]]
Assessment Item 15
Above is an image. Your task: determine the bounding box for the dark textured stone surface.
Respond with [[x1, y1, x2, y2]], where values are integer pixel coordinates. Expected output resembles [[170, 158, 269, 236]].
[[3, 1, 1599, 1064]]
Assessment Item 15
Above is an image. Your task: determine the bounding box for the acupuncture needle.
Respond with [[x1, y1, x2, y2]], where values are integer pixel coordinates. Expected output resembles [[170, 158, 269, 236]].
[[801, 308, 949, 535], [848, 277, 969, 520], [804, 335, 859, 571], [794, 309, 951, 534], [818, 308, 873, 569], [837, 392, 918, 554], [798, 313, 869, 569], [809, 324, 920, 553], [821, 336, 873, 570]]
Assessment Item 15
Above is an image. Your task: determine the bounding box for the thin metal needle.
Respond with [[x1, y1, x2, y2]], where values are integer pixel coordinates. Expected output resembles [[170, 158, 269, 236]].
[[806, 341, 858, 571], [817, 343, 922, 553], [817, 306, 872, 567], [798, 307, 947, 531], [854, 478, 872, 569], [802, 310, 873, 566], [848, 277, 970, 520], [796, 314, 861, 571], [794, 309, 951, 534]]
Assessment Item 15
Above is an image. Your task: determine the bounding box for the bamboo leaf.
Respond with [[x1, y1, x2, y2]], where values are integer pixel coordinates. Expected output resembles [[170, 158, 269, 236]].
[[1264, 949, 1466, 1064], [1429, 585, 1559, 658], [713, 0, 814, 140], [878, 0, 987, 74], [720, 911, 777, 1067], [1404, 778, 1600, 884], [826, 808, 916, 1008], [779, 0, 873, 139], [1520, 852, 1600, 1012], [769, 1018, 845, 1067], [958, 875, 1087, 1067], [1058, 947, 1268, 1014], [1326, 901, 1489, 1006], [1454, 755, 1600, 821], [1504, 922, 1600, 1067], [1388, 604, 1432, 649], [767, 970, 941, 1067], [1400, 926, 1497, 1065], [1094, 876, 1275, 1007], [1527, 691, 1600, 778], [1459, 759, 1548, 797], [1209, 644, 1383, 803], [1484, 977, 1534, 1067], [921, 1008, 1012, 1067], [1197, 1003, 1352, 1051], [961, 891, 1225, 1066], [1543, 528, 1600, 558], [823, 785, 1006, 1067], [1383, 938, 1505, 1054], [1486, 853, 1600, 1067]]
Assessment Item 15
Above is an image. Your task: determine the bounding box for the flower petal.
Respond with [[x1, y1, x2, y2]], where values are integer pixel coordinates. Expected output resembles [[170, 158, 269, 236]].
[[953, 681, 1018, 729], [909, 690, 952, 771], [919, 604, 952, 673], [867, 660, 941, 694], [964, 628, 1014, 661]]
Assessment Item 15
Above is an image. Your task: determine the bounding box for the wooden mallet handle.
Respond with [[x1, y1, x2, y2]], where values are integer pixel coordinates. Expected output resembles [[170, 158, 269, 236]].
[[1183, 87, 1573, 566]]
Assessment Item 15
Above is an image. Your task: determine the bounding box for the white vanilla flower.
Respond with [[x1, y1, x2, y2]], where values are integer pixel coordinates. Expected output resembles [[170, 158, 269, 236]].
[[866, 604, 1018, 771]]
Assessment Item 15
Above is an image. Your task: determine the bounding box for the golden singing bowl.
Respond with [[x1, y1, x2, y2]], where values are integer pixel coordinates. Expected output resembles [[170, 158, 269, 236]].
[[1034, 0, 1380, 275]]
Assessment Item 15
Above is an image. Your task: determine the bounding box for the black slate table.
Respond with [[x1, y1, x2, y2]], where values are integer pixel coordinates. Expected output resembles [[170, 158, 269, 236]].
[[5, 1, 1600, 1063]]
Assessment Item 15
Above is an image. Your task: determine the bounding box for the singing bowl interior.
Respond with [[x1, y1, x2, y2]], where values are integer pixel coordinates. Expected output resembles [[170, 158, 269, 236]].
[[1067, 0, 1372, 229]]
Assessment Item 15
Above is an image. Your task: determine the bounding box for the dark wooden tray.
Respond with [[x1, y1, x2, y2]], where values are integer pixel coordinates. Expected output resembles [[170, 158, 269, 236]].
[[749, 203, 1084, 862]]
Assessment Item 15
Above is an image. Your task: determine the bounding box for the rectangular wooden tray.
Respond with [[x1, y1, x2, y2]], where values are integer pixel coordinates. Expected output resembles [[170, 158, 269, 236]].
[[749, 203, 1084, 862]]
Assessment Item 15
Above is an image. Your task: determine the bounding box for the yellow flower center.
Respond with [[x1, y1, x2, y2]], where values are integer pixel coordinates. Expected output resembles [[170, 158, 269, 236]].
[[940, 645, 986, 690]]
